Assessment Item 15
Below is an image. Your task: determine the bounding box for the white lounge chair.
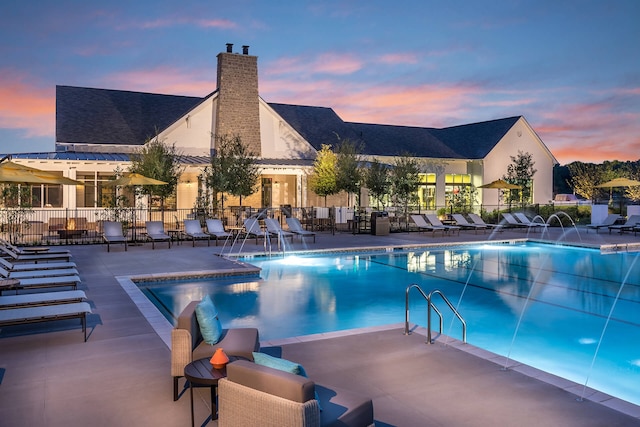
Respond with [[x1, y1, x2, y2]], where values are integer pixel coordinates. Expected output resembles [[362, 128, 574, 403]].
[[410, 215, 446, 236], [1, 265, 79, 280], [205, 219, 232, 246], [585, 214, 621, 233], [513, 212, 548, 229], [0, 290, 86, 309], [103, 221, 128, 252], [184, 220, 211, 247], [243, 218, 266, 244], [0, 257, 76, 272], [264, 218, 294, 243], [0, 244, 72, 263], [502, 212, 532, 228], [285, 217, 316, 242], [608, 215, 640, 234], [425, 214, 461, 235], [0, 267, 81, 291], [468, 213, 502, 230], [451, 214, 486, 233], [145, 221, 171, 249], [0, 302, 91, 341]]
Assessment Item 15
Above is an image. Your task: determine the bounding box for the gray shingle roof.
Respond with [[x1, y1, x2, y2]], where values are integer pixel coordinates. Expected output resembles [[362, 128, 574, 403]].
[[56, 86, 205, 145]]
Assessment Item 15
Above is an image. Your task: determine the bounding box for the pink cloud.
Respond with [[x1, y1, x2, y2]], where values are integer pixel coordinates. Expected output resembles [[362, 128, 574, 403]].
[[104, 66, 215, 96], [266, 52, 363, 77], [377, 53, 420, 65], [0, 70, 54, 138]]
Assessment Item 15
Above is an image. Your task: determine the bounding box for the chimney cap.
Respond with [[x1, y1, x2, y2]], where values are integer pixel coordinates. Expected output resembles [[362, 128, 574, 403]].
[[242, 45, 249, 55], [226, 43, 233, 53]]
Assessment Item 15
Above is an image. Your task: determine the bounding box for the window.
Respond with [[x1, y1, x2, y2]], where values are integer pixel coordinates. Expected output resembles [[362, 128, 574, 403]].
[[417, 174, 436, 209]]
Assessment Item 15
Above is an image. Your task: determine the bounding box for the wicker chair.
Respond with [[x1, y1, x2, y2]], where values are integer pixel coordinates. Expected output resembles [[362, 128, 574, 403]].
[[170, 300, 260, 401]]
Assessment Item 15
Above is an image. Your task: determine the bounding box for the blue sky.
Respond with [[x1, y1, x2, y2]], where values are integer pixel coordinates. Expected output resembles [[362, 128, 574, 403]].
[[0, 0, 638, 164]]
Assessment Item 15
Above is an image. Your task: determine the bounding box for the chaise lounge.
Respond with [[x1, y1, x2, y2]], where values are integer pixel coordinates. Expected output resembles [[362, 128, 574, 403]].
[[171, 299, 260, 401], [218, 359, 375, 427]]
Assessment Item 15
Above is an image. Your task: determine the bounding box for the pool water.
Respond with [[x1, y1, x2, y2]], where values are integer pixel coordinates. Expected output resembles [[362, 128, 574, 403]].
[[138, 242, 640, 406]]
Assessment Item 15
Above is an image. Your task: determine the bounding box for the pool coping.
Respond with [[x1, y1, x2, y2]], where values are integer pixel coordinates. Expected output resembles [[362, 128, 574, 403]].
[[116, 240, 640, 419]]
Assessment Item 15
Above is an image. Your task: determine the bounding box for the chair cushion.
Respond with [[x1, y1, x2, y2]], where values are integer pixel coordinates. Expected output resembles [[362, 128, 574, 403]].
[[194, 295, 222, 344], [192, 328, 260, 361]]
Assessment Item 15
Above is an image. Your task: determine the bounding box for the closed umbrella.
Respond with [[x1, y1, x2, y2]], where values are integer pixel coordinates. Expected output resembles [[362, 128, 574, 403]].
[[479, 179, 521, 212]]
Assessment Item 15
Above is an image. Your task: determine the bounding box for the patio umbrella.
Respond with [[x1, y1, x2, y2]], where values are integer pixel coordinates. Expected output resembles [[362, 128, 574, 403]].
[[479, 179, 522, 212], [0, 161, 82, 185], [105, 173, 168, 243], [595, 177, 640, 213]]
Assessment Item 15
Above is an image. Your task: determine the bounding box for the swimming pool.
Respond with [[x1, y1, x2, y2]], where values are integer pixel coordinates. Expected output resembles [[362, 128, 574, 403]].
[[138, 242, 640, 406]]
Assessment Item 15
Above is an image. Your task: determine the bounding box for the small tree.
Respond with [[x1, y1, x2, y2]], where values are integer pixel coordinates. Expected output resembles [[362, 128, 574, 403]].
[[504, 150, 537, 207], [335, 139, 362, 207], [390, 153, 420, 228], [129, 137, 182, 222], [567, 161, 602, 201], [308, 144, 338, 206], [365, 159, 390, 210], [204, 134, 260, 210], [0, 184, 33, 244]]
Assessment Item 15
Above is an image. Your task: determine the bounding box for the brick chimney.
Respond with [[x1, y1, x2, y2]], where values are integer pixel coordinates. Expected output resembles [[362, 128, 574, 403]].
[[215, 44, 261, 156]]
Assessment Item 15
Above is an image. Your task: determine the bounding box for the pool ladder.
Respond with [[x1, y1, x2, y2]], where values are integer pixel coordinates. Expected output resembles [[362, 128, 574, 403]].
[[404, 284, 467, 344]]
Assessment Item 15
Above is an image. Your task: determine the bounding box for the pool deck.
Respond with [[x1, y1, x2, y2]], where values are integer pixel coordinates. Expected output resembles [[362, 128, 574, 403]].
[[1, 226, 640, 426]]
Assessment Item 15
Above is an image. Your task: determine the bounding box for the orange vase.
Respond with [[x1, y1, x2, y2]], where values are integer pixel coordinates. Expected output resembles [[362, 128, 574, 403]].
[[210, 348, 230, 369]]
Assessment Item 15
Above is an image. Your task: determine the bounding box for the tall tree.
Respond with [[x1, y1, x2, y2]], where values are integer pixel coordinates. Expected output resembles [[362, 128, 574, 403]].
[[364, 159, 390, 210], [308, 144, 338, 206], [129, 137, 182, 221], [503, 150, 536, 206], [390, 153, 420, 228], [567, 161, 602, 200], [335, 139, 362, 207]]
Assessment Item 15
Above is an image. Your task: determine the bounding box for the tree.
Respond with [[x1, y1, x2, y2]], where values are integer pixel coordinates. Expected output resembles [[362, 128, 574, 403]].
[[503, 150, 536, 206], [129, 137, 182, 222], [364, 159, 390, 210], [390, 153, 420, 228], [567, 161, 602, 200], [308, 144, 338, 206], [335, 139, 362, 207], [204, 134, 260, 210]]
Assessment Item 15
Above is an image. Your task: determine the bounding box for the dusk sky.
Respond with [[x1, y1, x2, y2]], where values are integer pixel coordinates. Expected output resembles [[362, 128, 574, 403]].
[[0, 1, 638, 165]]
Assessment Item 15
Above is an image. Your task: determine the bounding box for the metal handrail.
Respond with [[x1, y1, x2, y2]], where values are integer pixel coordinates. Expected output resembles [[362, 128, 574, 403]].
[[405, 284, 467, 344]]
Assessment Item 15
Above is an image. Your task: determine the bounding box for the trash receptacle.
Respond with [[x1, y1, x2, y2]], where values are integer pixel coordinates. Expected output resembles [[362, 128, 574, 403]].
[[371, 211, 390, 236]]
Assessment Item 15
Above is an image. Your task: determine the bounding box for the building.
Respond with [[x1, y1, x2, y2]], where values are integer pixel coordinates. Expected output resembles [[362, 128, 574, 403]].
[[7, 44, 557, 215]]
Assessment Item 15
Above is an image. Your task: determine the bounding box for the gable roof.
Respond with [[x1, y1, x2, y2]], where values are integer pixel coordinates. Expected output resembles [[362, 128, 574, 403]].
[[56, 86, 205, 145], [270, 102, 520, 159]]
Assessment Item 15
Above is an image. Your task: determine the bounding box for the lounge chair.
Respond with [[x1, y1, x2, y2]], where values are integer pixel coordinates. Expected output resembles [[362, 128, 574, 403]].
[[502, 212, 533, 229], [145, 221, 171, 249], [183, 220, 211, 247], [243, 218, 266, 244], [286, 217, 316, 242], [468, 213, 502, 230], [0, 244, 72, 263], [0, 257, 76, 272], [0, 267, 81, 291], [264, 218, 294, 244], [410, 214, 446, 236], [1, 264, 79, 280], [205, 219, 232, 246], [0, 290, 86, 309], [608, 215, 640, 234], [0, 302, 91, 341], [451, 214, 486, 233], [585, 214, 621, 233], [425, 214, 460, 235], [103, 221, 128, 252], [513, 212, 548, 229]]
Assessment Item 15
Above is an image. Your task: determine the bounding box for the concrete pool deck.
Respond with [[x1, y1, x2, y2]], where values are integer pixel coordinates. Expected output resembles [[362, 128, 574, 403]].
[[1, 226, 639, 426]]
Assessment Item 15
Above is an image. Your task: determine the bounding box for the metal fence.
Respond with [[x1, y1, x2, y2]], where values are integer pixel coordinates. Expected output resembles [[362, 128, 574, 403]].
[[0, 202, 595, 246]]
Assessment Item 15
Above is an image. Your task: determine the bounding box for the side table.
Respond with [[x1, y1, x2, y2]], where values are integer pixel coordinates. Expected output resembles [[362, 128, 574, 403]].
[[184, 356, 240, 426]]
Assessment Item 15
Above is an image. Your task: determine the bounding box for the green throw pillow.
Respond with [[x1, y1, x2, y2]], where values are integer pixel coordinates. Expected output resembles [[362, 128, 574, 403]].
[[252, 352, 321, 410], [195, 295, 223, 345]]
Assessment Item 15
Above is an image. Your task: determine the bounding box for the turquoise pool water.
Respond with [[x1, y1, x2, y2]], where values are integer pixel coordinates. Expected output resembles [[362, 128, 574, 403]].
[[138, 242, 640, 406]]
